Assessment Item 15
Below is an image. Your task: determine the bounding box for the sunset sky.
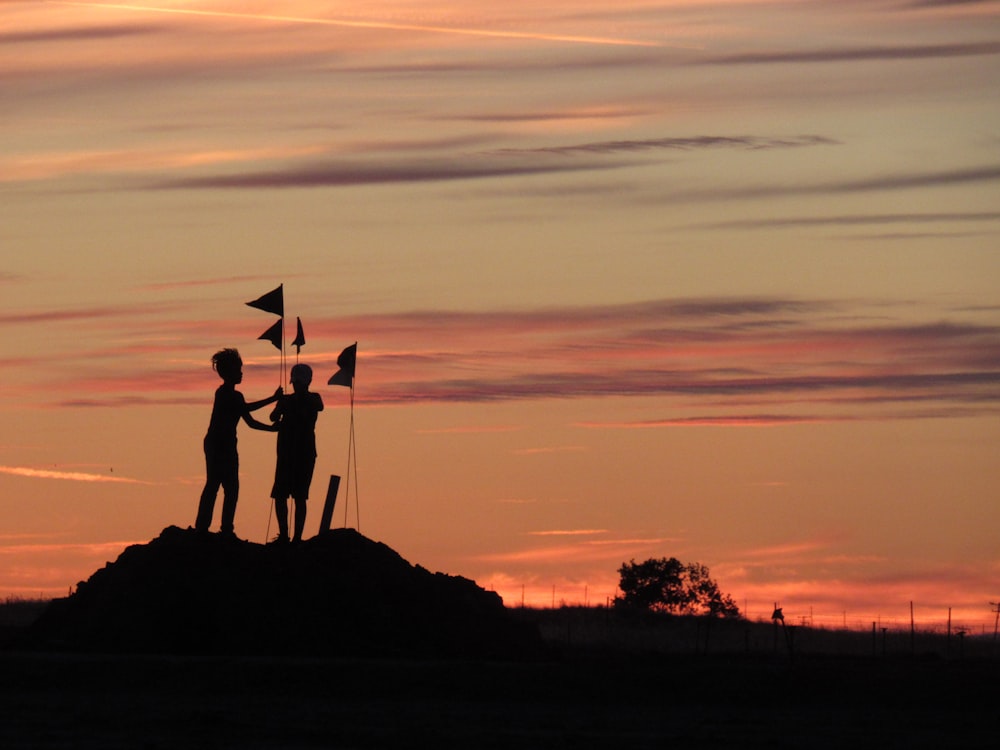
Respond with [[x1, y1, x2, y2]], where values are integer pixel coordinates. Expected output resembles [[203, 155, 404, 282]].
[[2, 1, 999, 631]]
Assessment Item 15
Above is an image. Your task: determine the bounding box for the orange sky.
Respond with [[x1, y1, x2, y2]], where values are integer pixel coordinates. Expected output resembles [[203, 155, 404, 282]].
[[2, 1, 999, 632]]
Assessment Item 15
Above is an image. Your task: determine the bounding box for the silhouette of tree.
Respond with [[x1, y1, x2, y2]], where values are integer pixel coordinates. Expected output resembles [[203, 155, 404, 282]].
[[615, 557, 740, 618]]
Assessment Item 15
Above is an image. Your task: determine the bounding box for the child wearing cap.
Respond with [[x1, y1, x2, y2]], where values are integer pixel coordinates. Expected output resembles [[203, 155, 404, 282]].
[[269, 363, 324, 543]]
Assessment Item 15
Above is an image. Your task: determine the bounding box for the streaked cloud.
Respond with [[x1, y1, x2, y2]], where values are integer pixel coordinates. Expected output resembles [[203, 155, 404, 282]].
[[512, 446, 588, 455], [659, 165, 1000, 203], [443, 105, 655, 124], [135, 274, 303, 292], [50, 1, 660, 47], [905, 0, 999, 6], [0, 465, 151, 484], [0, 539, 145, 556], [740, 538, 839, 560], [14, 295, 1000, 419], [691, 211, 1000, 231], [477, 536, 675, 564], [577, 415, 841, 429], [0, 22, 166, 44], [493, 135, 838, 157], [415, 425, 522, 434], [148, 155, 624, 190], [704, 40, 1000, 65], [0, 301, 181, 325], [128, 135, 837, 192], [2, 144, 327, 184]]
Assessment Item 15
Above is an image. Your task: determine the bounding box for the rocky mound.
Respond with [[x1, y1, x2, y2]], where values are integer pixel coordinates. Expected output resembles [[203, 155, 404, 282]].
[[25, 526, 541, 658]]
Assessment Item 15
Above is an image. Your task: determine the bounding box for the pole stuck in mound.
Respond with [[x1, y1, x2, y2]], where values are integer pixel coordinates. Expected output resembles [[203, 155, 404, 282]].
[[319, 475, 340, 534]]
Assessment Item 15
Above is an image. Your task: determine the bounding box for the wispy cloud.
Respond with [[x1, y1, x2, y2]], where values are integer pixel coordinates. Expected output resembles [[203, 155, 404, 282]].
[[690, 211, 1000, 231], [0, 22, 166, 45], [477, 536, 675, 564], [0, 465, 151, 484], [512, 445, 588, 455], [50, 1, 660, 47], [0, 539, 144, 556], [443, 105, 654, 124], [493, 135, 838, 157], [415, 425, 522, 434], [148, 156, 624, 190], [661, 165, 1000, 203], [740, 538, 839, 560], [134, 274, 303, 292], [0, 301, 181, 326], [2, 144, 327, 184], [13, 295, 1000, 419], [705, 41, 1000, 65], [577, 415, 841, 429], [131, 136, 836, 192], [903, 0, 1000, 12]]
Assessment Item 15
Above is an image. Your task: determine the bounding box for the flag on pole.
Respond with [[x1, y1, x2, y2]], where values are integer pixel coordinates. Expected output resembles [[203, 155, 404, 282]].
[[258, 319, 283, 350], [291, 317, 306, 353], [246, 284, 284, 317], [328, 342, 357, 387]]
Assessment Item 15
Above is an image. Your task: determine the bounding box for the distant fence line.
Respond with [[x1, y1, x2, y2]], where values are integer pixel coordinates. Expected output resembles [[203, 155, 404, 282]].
[[499, 586, 999, 637]]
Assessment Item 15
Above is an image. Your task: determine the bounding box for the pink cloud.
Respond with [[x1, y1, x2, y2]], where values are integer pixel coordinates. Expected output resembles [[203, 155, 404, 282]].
[[576, 415, 840, 428], [414, 425, 522, 434], [10, 296, 1000, 419]]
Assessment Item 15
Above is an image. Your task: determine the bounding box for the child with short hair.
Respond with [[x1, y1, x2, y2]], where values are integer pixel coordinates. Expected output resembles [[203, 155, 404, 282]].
[[195, 348, 281, 536]]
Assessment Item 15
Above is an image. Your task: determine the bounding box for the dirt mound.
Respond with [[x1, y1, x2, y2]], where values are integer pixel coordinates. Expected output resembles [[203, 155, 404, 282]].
[[25, 526, 540, 658]]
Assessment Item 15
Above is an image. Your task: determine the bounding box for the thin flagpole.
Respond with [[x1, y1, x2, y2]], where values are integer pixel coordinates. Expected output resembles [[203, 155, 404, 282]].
[[342, 390, 351, 528], [350, 383, 359, 531], [266, 320, 285, 544], [342, 382, 360, 530]]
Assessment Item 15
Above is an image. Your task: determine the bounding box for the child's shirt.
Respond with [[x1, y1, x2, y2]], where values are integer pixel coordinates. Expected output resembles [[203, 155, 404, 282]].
[[204, 385, 248, 450], [274, 392, 324, 459]]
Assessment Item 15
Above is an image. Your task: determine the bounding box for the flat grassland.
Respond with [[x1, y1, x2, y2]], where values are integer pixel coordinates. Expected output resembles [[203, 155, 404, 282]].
[[1, 602, 996, 749]]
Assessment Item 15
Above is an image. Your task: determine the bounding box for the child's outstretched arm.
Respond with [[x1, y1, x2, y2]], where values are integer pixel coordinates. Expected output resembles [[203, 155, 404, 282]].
[[247, 386, 282, 412]]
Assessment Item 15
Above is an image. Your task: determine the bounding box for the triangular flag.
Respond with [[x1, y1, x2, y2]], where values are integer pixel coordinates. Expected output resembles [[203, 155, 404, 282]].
[[258, 319, 283, 350], [291, 317, 306, 352], [328, 342, 357, 387], [246, 284, 284, 317]]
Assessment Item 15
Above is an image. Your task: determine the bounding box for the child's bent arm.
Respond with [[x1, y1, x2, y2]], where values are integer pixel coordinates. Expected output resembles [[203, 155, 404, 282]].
[[243, 413, 278, 431]]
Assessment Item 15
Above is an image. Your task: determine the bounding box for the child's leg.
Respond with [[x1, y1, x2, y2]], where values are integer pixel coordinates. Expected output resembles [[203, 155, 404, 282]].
[[195, 485, 218, 531], [293, 497, 307, 542], [195, 447, 221, 531], [220, 481, 239, 534], [274, 496, 290, 540], [219, 455, 240, 534]]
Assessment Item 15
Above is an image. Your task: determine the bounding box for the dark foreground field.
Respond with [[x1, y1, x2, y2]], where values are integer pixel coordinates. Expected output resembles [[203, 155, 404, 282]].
[[1, 630, 997, 748], [2, 528, 996, 749]]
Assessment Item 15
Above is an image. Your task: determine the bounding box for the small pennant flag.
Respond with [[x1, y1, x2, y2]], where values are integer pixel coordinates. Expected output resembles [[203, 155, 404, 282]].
[[328, 342, 357, 387], [291, 317, 306, 352], [258, 319, 282, 350], [246, 284, 284, 317]]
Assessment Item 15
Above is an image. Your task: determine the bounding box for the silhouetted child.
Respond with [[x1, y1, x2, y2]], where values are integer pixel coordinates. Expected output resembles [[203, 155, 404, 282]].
[[269, 363, 324, 543], [195, 348, 281, 536]]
